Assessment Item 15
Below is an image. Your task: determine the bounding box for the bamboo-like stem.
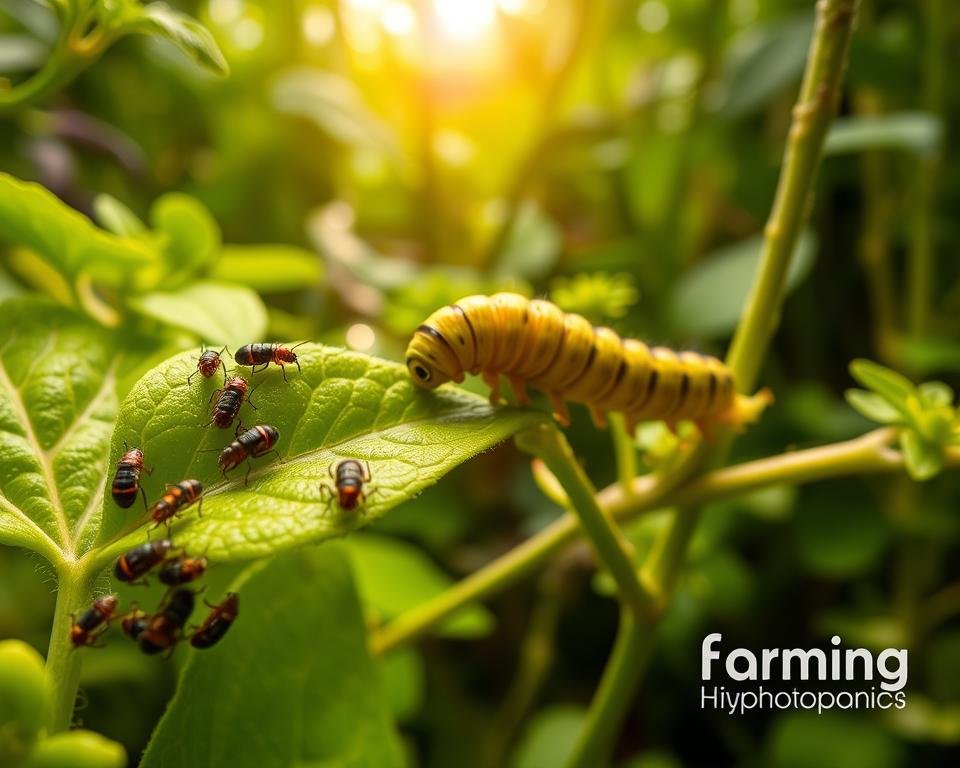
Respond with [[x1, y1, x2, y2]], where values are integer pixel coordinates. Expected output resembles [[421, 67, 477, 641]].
[[726, 0, 859, 391], [370, 427, 930, 654], [44, 564, 96, 732]]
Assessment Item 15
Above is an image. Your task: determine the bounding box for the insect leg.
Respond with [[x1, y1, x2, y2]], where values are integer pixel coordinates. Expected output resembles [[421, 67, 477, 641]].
[[187, 368, 199, 385], [362, 460, 372, 483], [482, 371, 502, 404], [508, 377, 531, 406], [280, 363, 288, 382], [548, 393, 571, 426], [139, 487, 149, 514], [588, 405, 607, 429]]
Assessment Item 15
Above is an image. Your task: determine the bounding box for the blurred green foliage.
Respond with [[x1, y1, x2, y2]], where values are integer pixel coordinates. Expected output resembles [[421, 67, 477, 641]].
[[0, 0, 959, 767]]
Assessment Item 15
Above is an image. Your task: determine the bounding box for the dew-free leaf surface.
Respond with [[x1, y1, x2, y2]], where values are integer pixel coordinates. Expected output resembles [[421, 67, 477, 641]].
[[92, 344, 546, 566], [0, 299, 154, 564], [140, 545, 404, 768]]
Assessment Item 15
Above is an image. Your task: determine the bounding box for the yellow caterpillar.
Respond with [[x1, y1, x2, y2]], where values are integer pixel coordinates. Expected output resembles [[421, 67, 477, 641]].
[[405, 293, 769, 434]]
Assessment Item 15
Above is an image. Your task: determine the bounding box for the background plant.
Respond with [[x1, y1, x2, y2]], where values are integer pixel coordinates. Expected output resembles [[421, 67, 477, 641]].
[[1, 1, 959, 767]]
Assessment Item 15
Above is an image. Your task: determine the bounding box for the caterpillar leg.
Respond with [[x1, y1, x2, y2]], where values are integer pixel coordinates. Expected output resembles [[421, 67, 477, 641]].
[[548, 393, 571, 426], [483, 371, 503, 405], [588, 405, 607, 429], [508, 377, 530, 406]]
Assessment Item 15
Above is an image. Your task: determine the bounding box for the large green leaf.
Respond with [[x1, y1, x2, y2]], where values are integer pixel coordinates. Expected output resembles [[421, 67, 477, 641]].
[[131, 3, 229, 76], [140, 546, 404, 768], [346, 533, 494, 638], [129, 281, 268, 348], [824, 112, 943, 158], [0, 173, 156, 289], [211, 245, 324, 292], [717, 12, 813, 120], [91, 345, 546, 566], [0, 298, 153, 565], [669, 230, 816, 337]]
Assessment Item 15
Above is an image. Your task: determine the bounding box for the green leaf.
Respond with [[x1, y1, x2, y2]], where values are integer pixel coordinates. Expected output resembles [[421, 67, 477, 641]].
[[129, 281, 267, 348], [211, 245, 324, 292], [917, 381, 954, 409], [824, 112, 943, 158], [0, 173, 155, 289], [492, 202, 561, 282], [132, 3, 228, 76], [512, 704, 586, 768], [93, 345, 546, 564], [346, 533, 494, 638], [0, 35, 48, 72], [272, 67, 399, 156], [378, 648, 424, 722], [794, 482, 891, 578], [0, 298, 152, 565], [769, 712, 905, 768], [669, 230, 816, 337], [140, 546, 404, 768], [899, 429, 943, 481], [849, 359, 915, 406], [150, 193, 220, 283], [844, 389, 904, 424], [717, 12, 813, 120], [93, 194, 147, 238]]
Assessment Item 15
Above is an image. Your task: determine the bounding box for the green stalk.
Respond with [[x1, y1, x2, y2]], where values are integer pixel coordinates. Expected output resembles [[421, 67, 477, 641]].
[[518, 425, 653, 620], [565, 613, 652, 768], [906, 0, 943, 335], [608, 413, 638, 495], [44, 564, 96, 732], [482, 571, 564, 768], [371, 427, 915, 654], [726, 0, 859, 391]]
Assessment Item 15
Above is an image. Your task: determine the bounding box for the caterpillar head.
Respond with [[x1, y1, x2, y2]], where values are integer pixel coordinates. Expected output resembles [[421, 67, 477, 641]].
[[406, 355, 453, 389], [405, 329, 463, 389]]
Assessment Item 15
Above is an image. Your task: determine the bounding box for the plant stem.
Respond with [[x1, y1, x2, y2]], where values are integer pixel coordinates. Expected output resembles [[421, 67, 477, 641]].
[[482, 570, 564, 768], [519, 425, 653, 620], [726, 0, 859, 392], [906, 0, 943, 336], [608, 413, 638, 495], [565, 611, 652, 768], [371, 427, 926, 654], [45, 563, 95, 733]]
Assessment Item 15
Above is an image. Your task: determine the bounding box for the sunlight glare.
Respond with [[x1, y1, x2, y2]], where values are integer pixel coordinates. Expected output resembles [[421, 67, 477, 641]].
[[382, 1, 416, 36], [433, 0, 497, 41]]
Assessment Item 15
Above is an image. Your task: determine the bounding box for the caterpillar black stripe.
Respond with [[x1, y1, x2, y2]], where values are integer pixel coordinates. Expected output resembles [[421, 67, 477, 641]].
[[405, 293, 769, 433]]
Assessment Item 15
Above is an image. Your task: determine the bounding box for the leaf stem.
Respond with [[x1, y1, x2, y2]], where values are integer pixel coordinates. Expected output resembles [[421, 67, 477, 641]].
[[518, 425, 653, 620], [44, 564, 95, 733], [371, 427, 923, 654], [564, 611, 652, 768]]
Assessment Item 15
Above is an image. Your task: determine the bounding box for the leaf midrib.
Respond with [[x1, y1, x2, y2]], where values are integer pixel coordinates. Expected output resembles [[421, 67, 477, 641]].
[[0, 343, 120, 562], [0, 345, 72, 554]]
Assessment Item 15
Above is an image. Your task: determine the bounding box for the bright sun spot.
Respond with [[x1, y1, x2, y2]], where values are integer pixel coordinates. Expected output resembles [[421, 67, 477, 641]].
[[381, 1, 416, 36], [433, 0, 497, 40]]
